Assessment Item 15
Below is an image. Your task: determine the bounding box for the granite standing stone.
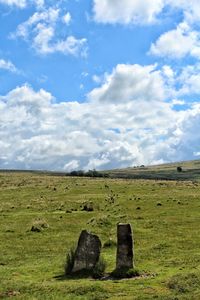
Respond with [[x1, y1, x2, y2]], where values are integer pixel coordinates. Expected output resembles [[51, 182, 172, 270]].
[[72, 230, 101, 272], [116, 223, 134, 269]]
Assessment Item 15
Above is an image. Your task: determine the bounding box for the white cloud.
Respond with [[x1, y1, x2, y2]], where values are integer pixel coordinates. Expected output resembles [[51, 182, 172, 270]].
[[175, 64, 200, 96], [171, 99, 185, 106], [167, 0, 200, 24], [0, 59, 18, 73], [1, 63, 200, 171], [0, 0, 44, 8], [162, 65, 174, 79], [93, 0, 165, 24], [54, 35, 87, 57], [92, 0, 200, 25], [62, 12, 71, 25], [0, 0, 26, 8], [33, 23, 55, 54], [92, 74, 101, 84], [64, 160, 79, 171], [33, 0, 44, 9], [167, 104, 200, 161], [88, 64, 165, 103], [150, 22, 200, 59], [12, 7, 87, 57], [13, 8, 60, 40]]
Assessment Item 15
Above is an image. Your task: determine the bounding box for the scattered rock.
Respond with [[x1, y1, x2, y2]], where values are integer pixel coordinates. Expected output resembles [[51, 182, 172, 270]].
[[81, 202, 94, 212], [31, 226, 42, 232], [31, 218, 49, 233]]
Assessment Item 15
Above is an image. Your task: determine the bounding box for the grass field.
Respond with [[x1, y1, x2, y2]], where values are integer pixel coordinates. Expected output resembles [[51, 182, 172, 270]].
[[1, 169, 200, 299], [105, 159, 200, 181]]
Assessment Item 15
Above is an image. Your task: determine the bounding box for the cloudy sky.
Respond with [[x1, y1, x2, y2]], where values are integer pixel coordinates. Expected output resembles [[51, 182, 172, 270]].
[[1, 0, 200, 171]]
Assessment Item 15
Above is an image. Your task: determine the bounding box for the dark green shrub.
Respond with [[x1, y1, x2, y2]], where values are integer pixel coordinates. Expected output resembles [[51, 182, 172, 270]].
[[177, 166, 182, 172]]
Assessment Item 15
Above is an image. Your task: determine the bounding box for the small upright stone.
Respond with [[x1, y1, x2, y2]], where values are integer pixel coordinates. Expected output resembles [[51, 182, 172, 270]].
[[72, 230, 101, 273], [116, 223, 134, 270]]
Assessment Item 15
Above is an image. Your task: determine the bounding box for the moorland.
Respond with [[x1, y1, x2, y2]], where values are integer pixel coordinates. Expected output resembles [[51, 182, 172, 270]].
[[1, 160, 200, 299]]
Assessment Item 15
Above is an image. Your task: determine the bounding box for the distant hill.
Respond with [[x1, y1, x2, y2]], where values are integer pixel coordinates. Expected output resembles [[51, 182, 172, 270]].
[[1, 159, 200, 181], [103, 159, 200, 181]]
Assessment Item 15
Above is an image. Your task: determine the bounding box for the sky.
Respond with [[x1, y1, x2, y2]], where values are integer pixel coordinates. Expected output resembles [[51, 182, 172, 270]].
[[1, 0, 200, 171]]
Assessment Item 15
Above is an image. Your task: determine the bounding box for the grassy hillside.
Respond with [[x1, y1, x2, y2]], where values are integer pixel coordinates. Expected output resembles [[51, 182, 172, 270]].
[[0, 171, 200, 299], [105, 159, 200, 181]]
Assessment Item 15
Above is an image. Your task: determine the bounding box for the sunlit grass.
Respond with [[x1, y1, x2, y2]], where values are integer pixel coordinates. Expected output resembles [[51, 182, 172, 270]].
[[0, 171, 200, 299]]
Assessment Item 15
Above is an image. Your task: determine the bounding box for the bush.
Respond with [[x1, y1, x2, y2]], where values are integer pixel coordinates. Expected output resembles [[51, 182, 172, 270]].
[[177, 166, 183, 172], [66, 169, 109, 178], [69, 170, 85, 176]]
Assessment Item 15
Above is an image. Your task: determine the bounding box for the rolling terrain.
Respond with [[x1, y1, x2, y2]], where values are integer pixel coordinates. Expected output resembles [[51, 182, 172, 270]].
[[105, 159, 200, 181], [0, 161, 200, 299]]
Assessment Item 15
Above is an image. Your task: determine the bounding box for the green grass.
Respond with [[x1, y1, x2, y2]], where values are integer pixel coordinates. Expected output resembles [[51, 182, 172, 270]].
[[0, 171, 200, 299], [104, 159, 200, 180]]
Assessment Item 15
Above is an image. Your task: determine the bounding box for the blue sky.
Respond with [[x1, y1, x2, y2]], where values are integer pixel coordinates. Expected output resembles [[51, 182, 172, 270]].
[[1, 0, 200, 171]]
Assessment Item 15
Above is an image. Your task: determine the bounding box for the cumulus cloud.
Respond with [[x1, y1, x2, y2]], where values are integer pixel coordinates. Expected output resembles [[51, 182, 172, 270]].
[[0, 59, 18, 73], [92, 0, 200, 25], [175, 64, 200, 96], [92, 0, 200, 66], [150, 22, 200, 59], [93, 0, 165, 24], [12, 7, 87, 56], [167, 0, 200, 24], [1, 63, 200, 171], [88, 64, 165, 103], [167, 103, 200, 161]]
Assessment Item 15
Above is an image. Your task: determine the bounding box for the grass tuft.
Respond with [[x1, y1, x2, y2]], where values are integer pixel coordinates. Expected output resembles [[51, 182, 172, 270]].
[[65, 248, 106, 279], [65, 247, 76, 275], [111, 267, 140, 279], [30, 218, 49, 232], [93, 256, 107, 279], [103, 238, 117, 248], [167, 273, 200, 294]]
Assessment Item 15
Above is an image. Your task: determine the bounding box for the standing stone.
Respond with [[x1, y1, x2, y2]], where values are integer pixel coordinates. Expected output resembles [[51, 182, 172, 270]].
[[116, 223, 134, 270], [72, 230, 101, 273]]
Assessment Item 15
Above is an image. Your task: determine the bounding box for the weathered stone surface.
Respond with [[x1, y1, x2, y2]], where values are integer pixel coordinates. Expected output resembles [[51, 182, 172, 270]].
[[116, 223, 134, 269], [72, 230, 101, 272]]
